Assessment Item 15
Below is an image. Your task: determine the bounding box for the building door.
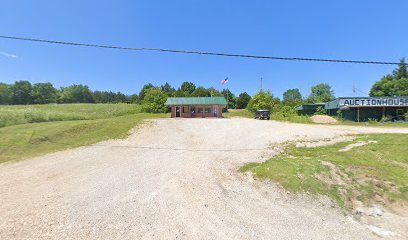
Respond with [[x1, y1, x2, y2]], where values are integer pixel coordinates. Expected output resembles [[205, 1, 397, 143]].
[[176, 106, 181, 117], [214, 106, 218, 118]]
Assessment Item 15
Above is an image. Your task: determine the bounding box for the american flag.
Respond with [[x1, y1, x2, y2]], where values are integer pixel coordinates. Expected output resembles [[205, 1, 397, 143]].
[[220, 77, 229, 85]]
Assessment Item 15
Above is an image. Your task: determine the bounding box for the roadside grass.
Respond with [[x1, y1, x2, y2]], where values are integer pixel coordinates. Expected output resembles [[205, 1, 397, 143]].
[[0, 104, 168, 163], [0, 104, 142, 127], [240, 134, 408, 211], [223, 109, 408, 126], [223, 109, 254, 118], [269, 114, 313, 124], [335, 119, 408, 128], [223, 109, 313, 123]]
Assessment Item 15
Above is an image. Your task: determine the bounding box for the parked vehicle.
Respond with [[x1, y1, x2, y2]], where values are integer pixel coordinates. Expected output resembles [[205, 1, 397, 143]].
[[254, 110, 270, 120]]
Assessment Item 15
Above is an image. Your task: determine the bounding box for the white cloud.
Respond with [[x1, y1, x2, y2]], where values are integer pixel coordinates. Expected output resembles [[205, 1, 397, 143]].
[[0, 51, 18, 59]]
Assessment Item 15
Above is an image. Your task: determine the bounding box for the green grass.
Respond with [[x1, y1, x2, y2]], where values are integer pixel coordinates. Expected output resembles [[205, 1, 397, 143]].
[[269, 114, 313, 124], [0, 104, 168, 163], [335, 119, 408, 127], [0, 104, 143, 127], [240, 134, 408, 210], [223, 109, 254, 118], [223, 109, 313, 123], [223, 109, 407, 126]]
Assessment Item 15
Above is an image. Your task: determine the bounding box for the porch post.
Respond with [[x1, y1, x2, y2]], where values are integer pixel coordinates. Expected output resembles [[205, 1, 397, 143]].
[[357, 107, 360, 122]]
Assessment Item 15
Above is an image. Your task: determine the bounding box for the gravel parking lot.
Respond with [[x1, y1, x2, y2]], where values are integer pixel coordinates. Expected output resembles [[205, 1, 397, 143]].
[[1, 118, 407, 239]]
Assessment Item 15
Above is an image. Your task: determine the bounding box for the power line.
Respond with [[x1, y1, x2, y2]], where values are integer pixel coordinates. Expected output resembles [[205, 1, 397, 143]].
[[0, 35, 406, 66]]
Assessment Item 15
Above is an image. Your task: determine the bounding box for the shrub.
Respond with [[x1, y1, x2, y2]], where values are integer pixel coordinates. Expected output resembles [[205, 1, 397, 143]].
[[314, 106, 326, 115], [141, 88, 168, 113]]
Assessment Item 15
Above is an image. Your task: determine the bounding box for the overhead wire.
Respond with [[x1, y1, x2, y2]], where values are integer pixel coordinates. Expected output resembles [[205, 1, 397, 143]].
[[0, 35, 406, 66]]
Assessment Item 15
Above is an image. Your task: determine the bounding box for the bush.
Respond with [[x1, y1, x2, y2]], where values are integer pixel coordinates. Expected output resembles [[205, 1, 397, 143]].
[[314, 106, 326, 115], [141, 88, 168, 113], [379, 116, 391, 123], [269, 106, 312, 123]]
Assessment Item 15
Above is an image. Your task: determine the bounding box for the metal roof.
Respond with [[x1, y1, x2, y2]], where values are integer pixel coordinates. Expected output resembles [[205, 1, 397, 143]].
[[295, 103, 325, 111], [164, 96, 227, 106]]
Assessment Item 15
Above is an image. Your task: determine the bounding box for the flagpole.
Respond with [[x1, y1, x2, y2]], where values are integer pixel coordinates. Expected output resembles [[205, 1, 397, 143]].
[[226, 82, 229, 110]]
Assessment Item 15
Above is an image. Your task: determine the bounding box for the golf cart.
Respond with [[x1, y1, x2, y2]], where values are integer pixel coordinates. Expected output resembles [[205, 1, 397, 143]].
[[255, 109, 270, 120]]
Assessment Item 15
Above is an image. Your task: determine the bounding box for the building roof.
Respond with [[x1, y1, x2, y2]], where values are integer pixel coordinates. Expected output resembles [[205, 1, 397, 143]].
[[295, 103, 325, 111], [164, 96, 227, 106]]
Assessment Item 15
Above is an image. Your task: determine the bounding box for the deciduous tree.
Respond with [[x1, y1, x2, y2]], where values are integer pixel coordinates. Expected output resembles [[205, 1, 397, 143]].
[[370, 58, 408, 97], [307, 83, 335, 103], [59, 84, 94, 103], [10, 80, 32, 104], [236, 92, 251, 109], [0, 83, 12, 105], [246, 90, 279, 113], [283, 88, 302, 106], [31, 82, 58, 104], [221, 89, 236, 109], [142, 88, 168, 113]]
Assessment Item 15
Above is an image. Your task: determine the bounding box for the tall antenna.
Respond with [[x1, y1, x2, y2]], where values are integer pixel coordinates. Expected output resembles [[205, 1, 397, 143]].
[[260, 77, 263, 91]]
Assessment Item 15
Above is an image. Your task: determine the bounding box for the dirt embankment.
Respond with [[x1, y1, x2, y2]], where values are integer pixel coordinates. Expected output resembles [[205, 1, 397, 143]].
[[1, 118, 407, 239], [311, 115, 338, 124]]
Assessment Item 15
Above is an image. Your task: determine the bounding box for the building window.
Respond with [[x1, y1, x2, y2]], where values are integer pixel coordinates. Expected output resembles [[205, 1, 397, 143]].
[[190, 106, 196, 113], [183, 106, 189, 113], [198, 106, 204, 113], [205, 106, 211, 113]]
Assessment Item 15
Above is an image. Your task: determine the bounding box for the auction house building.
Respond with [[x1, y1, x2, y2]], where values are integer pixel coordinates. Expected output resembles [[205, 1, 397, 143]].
[[164, 96, 227, 118], [296, 97, 408, 122]]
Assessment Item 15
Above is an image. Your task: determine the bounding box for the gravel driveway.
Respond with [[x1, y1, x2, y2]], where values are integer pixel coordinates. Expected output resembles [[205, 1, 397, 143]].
[[1, 118, 407, 239]]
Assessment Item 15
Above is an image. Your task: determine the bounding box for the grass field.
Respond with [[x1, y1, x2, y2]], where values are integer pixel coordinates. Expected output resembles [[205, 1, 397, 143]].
[[241, 134, 408, 211], [0, 104, 143, 127], [0, 104, 168, 163]]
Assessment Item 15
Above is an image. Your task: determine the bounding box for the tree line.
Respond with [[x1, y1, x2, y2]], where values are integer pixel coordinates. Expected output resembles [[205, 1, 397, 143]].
[[0, 58, 406, 112], [0, 81, 131, 105]]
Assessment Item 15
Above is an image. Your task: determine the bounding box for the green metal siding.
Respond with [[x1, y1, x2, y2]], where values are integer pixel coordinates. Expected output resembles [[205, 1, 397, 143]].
[[326, 97, 408, 110], [325, 99, 341, 110], [164, 97, 227, 106], [295, 103, 325, 115]]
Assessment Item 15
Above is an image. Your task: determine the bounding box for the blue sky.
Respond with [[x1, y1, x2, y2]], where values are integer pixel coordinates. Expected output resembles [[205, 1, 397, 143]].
[[0, 0, 407, 98]]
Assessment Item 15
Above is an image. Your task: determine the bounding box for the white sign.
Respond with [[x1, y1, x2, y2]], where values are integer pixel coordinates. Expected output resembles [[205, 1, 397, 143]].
[[339, 98, 408, 107]]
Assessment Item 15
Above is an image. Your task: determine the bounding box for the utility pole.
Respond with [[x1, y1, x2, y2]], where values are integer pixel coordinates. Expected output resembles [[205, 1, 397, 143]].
[[353, 85, 356, 98], [260, 77, 263, 91]]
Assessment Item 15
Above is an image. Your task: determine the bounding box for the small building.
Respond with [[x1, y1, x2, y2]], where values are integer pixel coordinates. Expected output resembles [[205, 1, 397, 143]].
[[164, 96, 227, 118], [296, 97, 408, 122]]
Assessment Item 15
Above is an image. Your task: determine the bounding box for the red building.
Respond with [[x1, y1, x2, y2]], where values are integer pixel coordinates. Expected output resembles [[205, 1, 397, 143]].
[[164, 97, 227, 118]]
